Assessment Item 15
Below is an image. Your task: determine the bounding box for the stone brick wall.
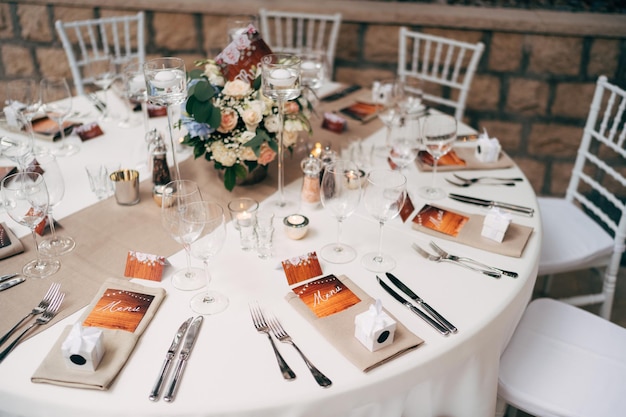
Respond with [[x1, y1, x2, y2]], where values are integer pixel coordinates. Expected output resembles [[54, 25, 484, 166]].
[[1, 0, 625, 197]]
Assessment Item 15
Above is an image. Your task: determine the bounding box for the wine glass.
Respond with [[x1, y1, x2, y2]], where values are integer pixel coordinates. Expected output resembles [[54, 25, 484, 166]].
[[320, 160, 362, 264], [261, 53, 302, 215], [143, 57, 187, 181], [85, 55, 117, 122], [184, 201, 228, 314], [300, 50, 327, 110], [1, 172, 60, 278], [7, 79, 41, 139], [0, 134, 33, 173], [418, 114, 457, 200], [40, 77, 78, 157], [361, 169, 407, 273], [34, 151, 76, 256], [398, 77, 425, 116], [388, 113, 420, 172], [123, 61, 149, 133], [161, 179, 205, 290], [372, 78, 403, 156]]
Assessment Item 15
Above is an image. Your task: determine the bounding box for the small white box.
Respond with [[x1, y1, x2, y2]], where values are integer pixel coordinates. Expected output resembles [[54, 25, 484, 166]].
[[475, 130, 502, 163], [61, 323, 105, 372], [354, 300, 396, 352], [481, 208, 512, 243]]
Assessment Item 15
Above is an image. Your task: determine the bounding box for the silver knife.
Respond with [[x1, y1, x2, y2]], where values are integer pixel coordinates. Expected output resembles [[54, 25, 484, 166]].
[[0, 273, 19, 284], [163, 316, 203, 402], [376, 276, 449, 336], [386, 272, 457, 333], [149, 317, 193, 401], [0, 277, 25, 291], [448, 193, 535, 216]]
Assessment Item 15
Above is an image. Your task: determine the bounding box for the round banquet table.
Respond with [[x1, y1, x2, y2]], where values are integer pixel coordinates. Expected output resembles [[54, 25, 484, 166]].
[[0, 91, 541, 417]]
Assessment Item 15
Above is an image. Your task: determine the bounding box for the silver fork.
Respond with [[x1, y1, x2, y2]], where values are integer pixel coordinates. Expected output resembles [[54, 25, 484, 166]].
[[453, 173, 523, 183], [0, 291, 65, 363], [429, 241, 518, 278], [0, 282, 60, 347], [445, 178, 517, 187], [249, 303, 296, 380], [412, 243, 501, 279], [267, 315, 332, 388]]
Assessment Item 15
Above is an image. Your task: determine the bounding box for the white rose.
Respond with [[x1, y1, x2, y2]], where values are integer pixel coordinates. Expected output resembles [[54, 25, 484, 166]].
[[264, 115, 280, 133], [238, 130, 256, 144], [203, 63, 225, 87], [241, 107, 263, 132], [210, 142, 237, 166], [283, 118, 306, 147], [239, 146, 258, 161], [222, 79, 251, 98]]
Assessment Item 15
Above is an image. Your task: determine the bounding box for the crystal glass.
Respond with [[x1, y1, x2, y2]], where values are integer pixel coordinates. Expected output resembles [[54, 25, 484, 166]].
[[7, 79, 41, 141], [114, 58, 143, 129], [418, 114, 457, 200], [144, 57, 187, 180], [34, 151, 76, 256], [388, 114, 420, 172], [1, 172, 60, 278], [184, 201, 228, 315], [299, 50, 327, 111], [320, 160, 362, 263], [161, 179, 205, 290], [0, 134, 33, 173], [85, 56, 117, 122], [261, 53, 302, 215], [41, 77, 78, 157], [226, 15, 257, 42], [372, 78, 404, 156], [398, 77, 425, 116], [123, 61, 149, 133], [361, 169, 407, 272]]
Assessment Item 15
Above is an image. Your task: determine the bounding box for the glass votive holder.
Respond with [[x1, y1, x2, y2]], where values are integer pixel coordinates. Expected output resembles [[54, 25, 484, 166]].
[[235, 216, 256, 251], [228, 198, 259, 230], [255, 226, 274, 259], [283, 214, 309, 240]]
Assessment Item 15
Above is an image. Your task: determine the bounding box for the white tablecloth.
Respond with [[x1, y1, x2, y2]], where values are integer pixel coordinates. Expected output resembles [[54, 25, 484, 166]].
[[0, 92, 540, 417]]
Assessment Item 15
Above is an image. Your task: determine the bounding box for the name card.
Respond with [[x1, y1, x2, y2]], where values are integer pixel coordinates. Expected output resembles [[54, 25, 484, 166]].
[[413, 204, 469, 238]]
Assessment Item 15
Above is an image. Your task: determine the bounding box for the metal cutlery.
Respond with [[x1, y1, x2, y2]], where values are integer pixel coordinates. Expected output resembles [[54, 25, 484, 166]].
[[267, 315, 332, 388], [448, 193, 535, 217], [377, 276, 450, 335], [0, 282, 60, 347], [453, 174, 524, 183], [0, 277, 25, 291], [412, 243, 501, 278], [429, 241, 518, 278], [321, 84, 361, 102], [446, 178, 517, 187], [0, 291, 65, 363], [149, 317, 193, 401], [385, 272, 457, 333], [163, 316, 203, 402], [0, 273, 19, 283], [249, 303, 296, 381]]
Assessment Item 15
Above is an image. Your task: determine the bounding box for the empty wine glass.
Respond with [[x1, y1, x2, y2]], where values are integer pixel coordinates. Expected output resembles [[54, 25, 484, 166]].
[[388, 114, 420, 172], [7, 79, 41, 139], [372, 78, 404, 156], [300, 50, 327, 110], [41, 77, 78, 157], [34, 151, 76, 256], [418, 114, 457, 200], [0, 134, 33, 173], [184, 201, 228, 315], [144, 57, 187, 181], [85, 55, 117, 122], [320, 160, 362, 264], [2, 172, 60, 278], [123, 61, 149, 132], [398, 77, 425, 116], [361, 169, 407, 272], [161, 179, 205, 290]]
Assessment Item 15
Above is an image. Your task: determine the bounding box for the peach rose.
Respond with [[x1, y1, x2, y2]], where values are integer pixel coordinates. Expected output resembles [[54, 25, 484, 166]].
[[283, 101, 300, 115], [222, 79, 251, 98], [257, 142, 276, 165], [217, 109, 238, 133], [241, 107, 263, 132]]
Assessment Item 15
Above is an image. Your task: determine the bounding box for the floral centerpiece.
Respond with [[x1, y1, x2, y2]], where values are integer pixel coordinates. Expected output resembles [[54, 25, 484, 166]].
[[180, 58, 311, 191]]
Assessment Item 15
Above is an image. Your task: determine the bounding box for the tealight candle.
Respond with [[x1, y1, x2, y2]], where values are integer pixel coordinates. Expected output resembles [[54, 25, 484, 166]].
[[269, 68, 296, 87], [130, 74, 145, 92], [284, 214, 309, 240], [152, 70, 178, 88]]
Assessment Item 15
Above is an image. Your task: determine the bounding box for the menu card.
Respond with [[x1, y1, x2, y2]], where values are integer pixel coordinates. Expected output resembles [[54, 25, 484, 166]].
[[83, 288, 155, 333], [215, 24, 273, 83], [413, 204, 469, 237], [292, 274, 361, 318]]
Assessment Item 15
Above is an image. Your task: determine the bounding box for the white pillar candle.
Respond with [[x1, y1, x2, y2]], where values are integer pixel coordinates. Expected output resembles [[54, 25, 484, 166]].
[[152, 70, 179, 88], [269, 68, 296, 87]]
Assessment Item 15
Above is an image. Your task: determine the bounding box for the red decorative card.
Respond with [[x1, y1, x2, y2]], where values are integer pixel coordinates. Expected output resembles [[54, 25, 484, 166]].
[[215, 24, 273, 83], [83, 288, 155, 333], [418, 150, 467, 167], [412, 204, 469, 237], [292, 274, 361, 318], [282, 252, 323, 286]]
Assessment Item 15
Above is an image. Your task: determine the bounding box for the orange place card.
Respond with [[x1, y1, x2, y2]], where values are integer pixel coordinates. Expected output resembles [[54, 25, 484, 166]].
[[215, 24, 273, 83], [75, 122, 104, 141], [292, 274, 361, 318], [339, 101, 384, 123], [413, 204, 469, 237], [418, 150, 467, 167], [25, 207, 47, 236], [0, 166, 17, 183], [282, 251, 323, 286], [83, 288, 155, 333], [399, 193, 415, 223], [124, 251, 166, 282]]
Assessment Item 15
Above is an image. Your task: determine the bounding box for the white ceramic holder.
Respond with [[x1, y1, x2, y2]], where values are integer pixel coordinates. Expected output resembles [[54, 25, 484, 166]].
[[354, 299, 396, 352], [475, 128, 502, 163], [61, 323, 105, 372], [481, 207, 512, 243]]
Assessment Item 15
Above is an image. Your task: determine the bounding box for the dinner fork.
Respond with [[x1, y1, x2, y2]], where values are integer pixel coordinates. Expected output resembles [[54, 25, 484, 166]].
[[445, 178, 517, 187], [249, 303, 296, 380], [453, 173, 524, 183], [429, 241, 518, 278], [412, 243, 501, 279], [0, 291, 65, 363], [0, 282, 60, 347], [267, 315, 332, 388]]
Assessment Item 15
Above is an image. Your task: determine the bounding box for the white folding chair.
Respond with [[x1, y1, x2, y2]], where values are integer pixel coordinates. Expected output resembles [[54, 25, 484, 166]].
[[498, 298, 626, 417], [397, 27, 484, 121], [55, 12, 145, 96], [539, 75, 626, 320], [258, 9, 342, 77]]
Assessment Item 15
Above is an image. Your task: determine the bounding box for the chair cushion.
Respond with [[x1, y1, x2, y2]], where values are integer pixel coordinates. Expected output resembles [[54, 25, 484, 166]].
[[538, 197, 614, 276], [499, 298, 626, 417]]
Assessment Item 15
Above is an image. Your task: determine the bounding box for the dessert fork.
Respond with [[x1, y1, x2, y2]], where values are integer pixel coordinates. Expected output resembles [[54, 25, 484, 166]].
[[412, 243, 501, 278], [0, 291, 65, 363], [249, 303, 296, 380], [267, 315, 332, 388], [429, 241, 518, 278], [0, 282, 60, 347]]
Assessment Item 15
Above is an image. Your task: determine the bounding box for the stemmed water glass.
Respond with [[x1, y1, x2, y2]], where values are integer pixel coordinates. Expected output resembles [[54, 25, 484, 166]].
[[85, 55, 117, 122], [0, 134, 33, 173], [7, 79, 41, 139], [388, 113, 420, 172], [299, 51, 327, 111], [41, 77, 78, 157], [320, 160, 362, 264], [1, 172, 60, 278], [361, 169, 407, 273], [261, 53, 302, 215], [143, 57, 187, 181], [161, 179, 205, 290], [184, 201, 228, 315], [123, 61, 149, 133], [418, 114, 457, 200], [372, 78, 404, 156], [34, 151, 76, 256]]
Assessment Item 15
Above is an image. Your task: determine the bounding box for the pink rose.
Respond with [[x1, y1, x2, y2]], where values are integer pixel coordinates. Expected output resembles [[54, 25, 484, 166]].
[[217, 109, 238, 133], [257, 142, 276, 165]]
